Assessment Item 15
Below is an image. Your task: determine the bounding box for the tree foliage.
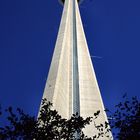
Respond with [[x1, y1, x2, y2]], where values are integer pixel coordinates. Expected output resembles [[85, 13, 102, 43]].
[[0, 95, 139, 140], [0, 99, 93, 140], [108, 95, 140, 140]]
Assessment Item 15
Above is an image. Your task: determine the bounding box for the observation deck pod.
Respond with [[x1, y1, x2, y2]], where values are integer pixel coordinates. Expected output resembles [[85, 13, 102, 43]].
[[58, 0, 84, 5]]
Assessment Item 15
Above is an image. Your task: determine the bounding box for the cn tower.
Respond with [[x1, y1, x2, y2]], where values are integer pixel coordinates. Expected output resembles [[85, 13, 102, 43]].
[[40, 0, 112, 138]]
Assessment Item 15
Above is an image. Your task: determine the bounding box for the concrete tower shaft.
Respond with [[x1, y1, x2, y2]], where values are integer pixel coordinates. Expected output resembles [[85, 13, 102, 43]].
[[41, 0, 112, 138]]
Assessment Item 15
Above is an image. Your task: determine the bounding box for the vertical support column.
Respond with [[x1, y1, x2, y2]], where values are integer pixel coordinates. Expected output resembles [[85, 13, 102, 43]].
[[72, 0, 80, 115]]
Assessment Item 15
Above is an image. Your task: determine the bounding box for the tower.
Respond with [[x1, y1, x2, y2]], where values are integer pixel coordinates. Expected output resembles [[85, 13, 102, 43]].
[[41, 0, 112, 138]]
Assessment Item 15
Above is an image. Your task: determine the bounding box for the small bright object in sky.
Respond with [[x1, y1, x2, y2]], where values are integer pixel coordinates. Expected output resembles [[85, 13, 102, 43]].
[[91, 55, 103, 59]]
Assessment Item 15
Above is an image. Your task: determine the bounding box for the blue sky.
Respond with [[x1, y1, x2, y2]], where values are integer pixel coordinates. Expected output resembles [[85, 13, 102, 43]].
[[0, 0, 140, 122]]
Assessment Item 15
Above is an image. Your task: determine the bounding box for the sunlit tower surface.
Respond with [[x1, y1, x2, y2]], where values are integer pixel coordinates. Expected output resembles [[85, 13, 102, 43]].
[[40, 0, 112, 138]]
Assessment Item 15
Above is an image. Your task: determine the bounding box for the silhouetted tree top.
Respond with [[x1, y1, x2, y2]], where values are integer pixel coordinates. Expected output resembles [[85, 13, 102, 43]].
[[0, 99, 93, 139], [108, 95, 140, 140], [1, 95, 139, 140]]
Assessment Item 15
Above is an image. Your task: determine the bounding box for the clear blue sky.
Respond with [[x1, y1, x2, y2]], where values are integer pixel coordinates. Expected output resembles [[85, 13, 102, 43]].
[[0, 0, 140, 121]]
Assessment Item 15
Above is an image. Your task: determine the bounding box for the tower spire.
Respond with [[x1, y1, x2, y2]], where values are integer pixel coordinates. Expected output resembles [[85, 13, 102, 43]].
[[40, 0, 112, 138]]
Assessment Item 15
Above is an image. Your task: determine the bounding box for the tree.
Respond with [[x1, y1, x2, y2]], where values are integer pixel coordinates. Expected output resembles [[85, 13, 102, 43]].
[[0, 99, 94, 140], [108, 95, 140, 140], [2, 95, 139, 140]]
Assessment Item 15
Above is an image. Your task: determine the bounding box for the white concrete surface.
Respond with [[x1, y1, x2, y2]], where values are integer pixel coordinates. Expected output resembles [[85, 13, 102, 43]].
[[40, 0, 113, 139]]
